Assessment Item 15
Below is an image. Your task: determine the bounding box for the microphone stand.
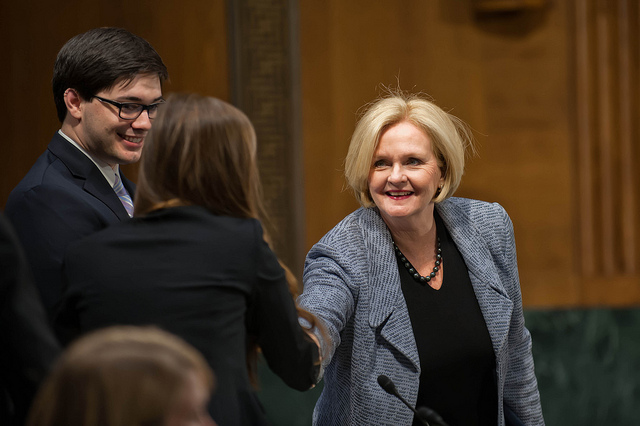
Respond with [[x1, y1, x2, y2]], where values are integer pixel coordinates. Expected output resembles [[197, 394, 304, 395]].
[[377, 375, 451, 426], [377, 375, 431, 426]]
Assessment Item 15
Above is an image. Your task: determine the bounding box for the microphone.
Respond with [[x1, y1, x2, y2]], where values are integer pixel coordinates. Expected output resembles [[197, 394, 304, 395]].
[[377, 375, 449, 426], [417, 406, 450, 426]]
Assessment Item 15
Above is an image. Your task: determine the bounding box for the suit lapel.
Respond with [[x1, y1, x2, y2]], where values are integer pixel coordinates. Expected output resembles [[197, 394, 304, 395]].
[[84, 168, 131, 220], [436, 200, 513, 358], [363, 208, 421, 373], [360, 200, 515, 373], [48, 133, 131, 221]]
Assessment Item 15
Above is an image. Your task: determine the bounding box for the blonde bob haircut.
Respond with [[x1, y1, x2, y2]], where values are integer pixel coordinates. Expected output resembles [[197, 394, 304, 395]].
[[345, 91, 474, 207], [27, 326, 213, 426]]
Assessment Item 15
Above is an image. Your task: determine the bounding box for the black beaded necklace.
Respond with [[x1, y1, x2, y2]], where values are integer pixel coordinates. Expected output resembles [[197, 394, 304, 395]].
[[393, 237, 442, 284]]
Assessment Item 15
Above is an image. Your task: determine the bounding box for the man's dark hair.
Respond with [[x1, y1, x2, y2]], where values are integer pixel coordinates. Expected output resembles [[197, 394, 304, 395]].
[[52, 27, 169, 122]]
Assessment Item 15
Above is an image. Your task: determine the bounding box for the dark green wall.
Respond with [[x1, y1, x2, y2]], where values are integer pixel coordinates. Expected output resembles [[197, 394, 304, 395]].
[[525, 308, 640, 425]]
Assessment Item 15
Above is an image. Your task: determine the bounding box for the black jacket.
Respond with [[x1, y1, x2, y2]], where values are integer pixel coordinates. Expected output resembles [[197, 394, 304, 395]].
[[5, 132, 135, 315], [0, 213, 60, 426], [55, 205, 319, 426]]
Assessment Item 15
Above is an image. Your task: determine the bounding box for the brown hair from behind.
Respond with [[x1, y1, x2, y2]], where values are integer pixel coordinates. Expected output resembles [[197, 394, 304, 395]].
[[135, 93, 263, 220], [27, 326, 213, 426], [133, 93, 325, 385]]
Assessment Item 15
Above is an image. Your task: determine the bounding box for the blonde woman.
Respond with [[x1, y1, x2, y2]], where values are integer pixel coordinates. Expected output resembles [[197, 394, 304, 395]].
[[299, 91, 543, 425]]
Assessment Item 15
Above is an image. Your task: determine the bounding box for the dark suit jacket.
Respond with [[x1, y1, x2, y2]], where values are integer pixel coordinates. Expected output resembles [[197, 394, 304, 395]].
[[5, 132, 135, 315], [0, 213, 61, 426], [55, 205, 319, 426]]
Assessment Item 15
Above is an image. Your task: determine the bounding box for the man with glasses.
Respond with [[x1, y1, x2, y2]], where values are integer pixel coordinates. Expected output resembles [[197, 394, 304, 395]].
[[5, 27, 168, 317]]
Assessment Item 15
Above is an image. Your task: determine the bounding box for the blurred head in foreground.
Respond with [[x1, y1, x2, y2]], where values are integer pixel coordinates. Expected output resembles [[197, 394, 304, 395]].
[[27, 326, 215, 426]]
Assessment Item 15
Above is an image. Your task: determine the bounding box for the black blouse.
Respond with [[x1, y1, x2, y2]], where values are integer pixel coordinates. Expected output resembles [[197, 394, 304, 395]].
[[398, 211, 498, 426]]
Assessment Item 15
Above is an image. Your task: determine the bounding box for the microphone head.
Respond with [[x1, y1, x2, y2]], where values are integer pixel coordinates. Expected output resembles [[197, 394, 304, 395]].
[[417, 406, 448, 426], [377, 374, 397, 395]]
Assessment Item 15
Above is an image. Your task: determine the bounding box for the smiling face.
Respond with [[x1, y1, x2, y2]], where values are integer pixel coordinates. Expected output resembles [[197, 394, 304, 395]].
[[70, 72, 163, 167], [368, 120, 444, 230]]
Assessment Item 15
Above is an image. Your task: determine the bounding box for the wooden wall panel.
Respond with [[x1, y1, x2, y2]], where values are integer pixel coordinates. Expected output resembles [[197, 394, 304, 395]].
[[572, 0, 640, 305], [300, 0, 640, 307], [0, 0, 229, 205], [227, 0, 307, 274]]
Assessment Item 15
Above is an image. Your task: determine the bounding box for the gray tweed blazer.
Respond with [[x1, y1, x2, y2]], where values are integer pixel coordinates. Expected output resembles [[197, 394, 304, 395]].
[[299, 197, 544, 425]]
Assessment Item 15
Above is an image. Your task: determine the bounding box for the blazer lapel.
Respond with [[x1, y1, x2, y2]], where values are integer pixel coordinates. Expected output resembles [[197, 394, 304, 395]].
[[84, 168, 131, 220], [359, 201, 515, 374], [48, 134, 131, 221], [363, 208, 421, 373], [437, 200, 513, 358]]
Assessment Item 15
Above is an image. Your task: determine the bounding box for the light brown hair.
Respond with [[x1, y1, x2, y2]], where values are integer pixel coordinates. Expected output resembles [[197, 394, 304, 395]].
[[135, 93, 261, 219], [27, 326, 213, 426]]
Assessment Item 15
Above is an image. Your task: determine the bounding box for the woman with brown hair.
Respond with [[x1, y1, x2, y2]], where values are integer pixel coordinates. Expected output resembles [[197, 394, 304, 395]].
[[28, 326, 215, 426], [54, 93, 322, 426]]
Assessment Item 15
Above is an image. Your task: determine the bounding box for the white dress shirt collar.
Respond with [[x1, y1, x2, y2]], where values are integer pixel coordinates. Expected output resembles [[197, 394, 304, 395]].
[[58, 129, 120, 187]]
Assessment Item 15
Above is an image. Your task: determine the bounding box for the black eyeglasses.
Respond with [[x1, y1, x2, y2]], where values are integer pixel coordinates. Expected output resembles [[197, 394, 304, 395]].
[[93, 96, 165, 120]]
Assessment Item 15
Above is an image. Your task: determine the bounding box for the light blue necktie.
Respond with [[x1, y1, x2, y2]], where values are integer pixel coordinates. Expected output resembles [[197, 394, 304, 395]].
[[113, 173, 134, 217]]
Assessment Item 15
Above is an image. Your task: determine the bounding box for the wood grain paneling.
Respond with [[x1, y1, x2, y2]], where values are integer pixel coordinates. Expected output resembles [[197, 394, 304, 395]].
[[228, 0, 306, 275], [571, 0, 640, 304], [575, 0, 597, 276]]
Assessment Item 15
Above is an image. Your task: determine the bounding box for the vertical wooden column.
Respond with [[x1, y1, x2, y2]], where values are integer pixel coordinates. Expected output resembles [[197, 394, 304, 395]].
[[595, 0, 615, 274], [575, 0, 596, 276], [227, 0, 306, 277], [617, 0, 637, 274], [573, 0, 639, 277]]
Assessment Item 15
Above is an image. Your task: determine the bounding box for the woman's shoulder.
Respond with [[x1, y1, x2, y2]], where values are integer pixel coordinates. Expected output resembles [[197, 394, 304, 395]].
[[157, 204, 262, 228], [305, 208, 390, 271], [438, 196, 510, 225], [317, 207, 386, 245], [130, 205, 265, 248]]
